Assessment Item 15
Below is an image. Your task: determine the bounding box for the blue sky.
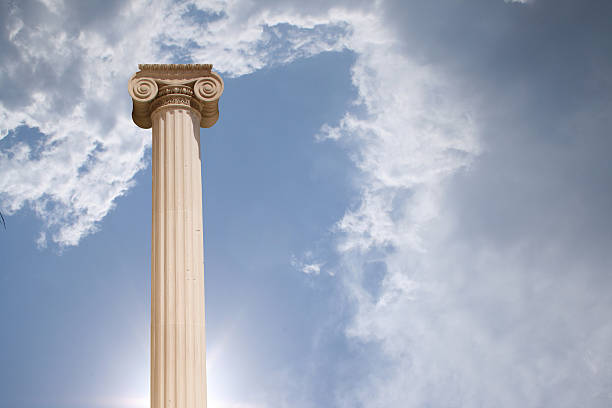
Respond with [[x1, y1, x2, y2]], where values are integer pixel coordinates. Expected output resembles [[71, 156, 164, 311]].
[[1, 1, 612, 407]]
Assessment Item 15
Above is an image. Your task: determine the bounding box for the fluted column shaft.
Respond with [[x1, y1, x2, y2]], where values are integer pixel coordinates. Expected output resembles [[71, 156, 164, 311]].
[[151, 106, 206, 408], [129, 63, 223, 408]]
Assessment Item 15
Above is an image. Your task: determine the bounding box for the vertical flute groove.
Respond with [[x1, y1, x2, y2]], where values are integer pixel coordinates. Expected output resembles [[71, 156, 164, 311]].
[[151, 116, 157, 408], [175, 110, 180, 408], [185, 111, 191, 408], [187, 117, 195, 408]]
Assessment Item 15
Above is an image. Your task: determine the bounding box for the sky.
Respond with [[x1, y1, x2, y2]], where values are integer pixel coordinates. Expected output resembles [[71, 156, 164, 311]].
[[1, 0, 611, 407]]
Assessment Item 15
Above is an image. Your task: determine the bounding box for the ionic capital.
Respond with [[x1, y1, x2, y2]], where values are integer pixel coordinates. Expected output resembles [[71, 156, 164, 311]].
[[128, 64, 224, 129]]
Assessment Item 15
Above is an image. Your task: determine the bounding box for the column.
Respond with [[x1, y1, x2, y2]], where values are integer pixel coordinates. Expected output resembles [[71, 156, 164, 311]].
[[129, 64, 224, 408]]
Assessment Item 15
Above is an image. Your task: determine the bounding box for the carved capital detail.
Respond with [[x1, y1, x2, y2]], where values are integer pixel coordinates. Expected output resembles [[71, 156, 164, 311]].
[[128, 64, 224, 129]]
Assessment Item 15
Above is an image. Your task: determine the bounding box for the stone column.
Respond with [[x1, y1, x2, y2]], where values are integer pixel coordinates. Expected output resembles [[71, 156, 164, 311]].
[[129, 64, 224, 408]]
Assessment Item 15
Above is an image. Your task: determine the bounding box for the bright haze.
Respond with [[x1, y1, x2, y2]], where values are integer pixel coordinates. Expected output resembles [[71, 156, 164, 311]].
[[1, 1, 611, 407]]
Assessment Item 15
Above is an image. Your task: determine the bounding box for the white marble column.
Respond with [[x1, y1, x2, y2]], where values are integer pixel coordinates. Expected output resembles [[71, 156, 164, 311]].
[[129, 64, 224, 408]]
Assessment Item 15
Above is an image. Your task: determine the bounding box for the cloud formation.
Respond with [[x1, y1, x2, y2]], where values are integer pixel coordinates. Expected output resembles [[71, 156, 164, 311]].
[[321, 1, 612, 407], [0, 0, 349, 247]]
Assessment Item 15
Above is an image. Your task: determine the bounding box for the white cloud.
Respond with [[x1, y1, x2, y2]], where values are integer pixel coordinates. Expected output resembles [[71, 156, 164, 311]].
[[36, 230, 47, 249], [315, 11, 479, 260], [0, 0, 350, 247], [291, 252, 325, 275], [301, 263, 323, 275]]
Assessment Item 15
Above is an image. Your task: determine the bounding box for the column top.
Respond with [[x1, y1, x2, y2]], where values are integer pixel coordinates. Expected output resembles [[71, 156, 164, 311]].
[[138, 63, 212, 73], [129, 63, 224, 129]]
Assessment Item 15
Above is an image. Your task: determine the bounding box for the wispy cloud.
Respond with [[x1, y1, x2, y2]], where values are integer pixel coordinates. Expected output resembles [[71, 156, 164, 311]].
[[318, 1, 612, 407], [291, 253, 324, 275]]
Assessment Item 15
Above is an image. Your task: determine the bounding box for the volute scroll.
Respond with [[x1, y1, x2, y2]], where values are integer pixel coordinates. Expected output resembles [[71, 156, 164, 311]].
[[128, 64, 224, 129]]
